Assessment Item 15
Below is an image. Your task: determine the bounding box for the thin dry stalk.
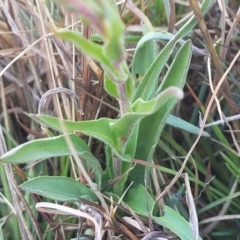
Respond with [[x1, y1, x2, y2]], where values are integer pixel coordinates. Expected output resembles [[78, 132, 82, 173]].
[[188, 0, 240, 118], [182, 173, 199, 240], [0, 125, 34, 240]]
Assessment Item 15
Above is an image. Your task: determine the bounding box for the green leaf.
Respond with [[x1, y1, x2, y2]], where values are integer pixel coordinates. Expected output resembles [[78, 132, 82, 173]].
[[132, 38, 159, 84], [0, 133, 102, 184], [28, 114, 131, 162], [55, 30, 125, 81], [104, 64, 134, 101], [110, 125, 139, 195], [56, 30, 109, 67], [198, 191, 240, 214], [29, 114, 116, 148], [124, 122, 139, 157], [105, 145, 114, 180], [133, 0, 213, 102], [135, 41, 192, 162], [111, 87, 183, 153], [153, 206, 193, 240], [132, 87, 183, 114], [158, 40, 192, 92], [166, 114, 210, 137], [124, 184, 155, 216], [104, 75, 119, 98], [0, 134, 86, 163], [163, 0, 171, 23], [220, 152, 239, 177], [123, 64, 135, 101], [20, 176, 97, 202], [133, 36, 178, 102]]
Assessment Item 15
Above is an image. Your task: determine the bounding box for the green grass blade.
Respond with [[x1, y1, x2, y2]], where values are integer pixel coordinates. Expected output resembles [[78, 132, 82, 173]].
[[166, 114, 210, 137]]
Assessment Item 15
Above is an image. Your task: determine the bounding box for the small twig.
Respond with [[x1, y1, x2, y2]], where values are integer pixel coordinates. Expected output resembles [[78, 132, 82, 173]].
[[38, 87, 84, 115], [182, 173, 199, 240], [141, 231, 172, 240], [222, 113, 240, 154], [194, 176, 215, 200], [188, 0, 240, 116], [80, 204, 102, 240], [167, 0, 176, 33], [207, 55, 223, 123], [199, 112, 240, 128]]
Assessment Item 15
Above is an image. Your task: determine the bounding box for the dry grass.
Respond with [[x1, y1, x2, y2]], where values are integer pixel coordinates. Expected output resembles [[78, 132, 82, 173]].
[[0, 0, 240, 239]]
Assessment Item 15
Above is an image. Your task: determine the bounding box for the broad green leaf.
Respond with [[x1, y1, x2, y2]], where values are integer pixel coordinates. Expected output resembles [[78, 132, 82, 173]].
[[124, 122, 139, 157], [131, 41, 192, 187], [135, 41, 192, 162], [111, 87, 183, 152], [157, 40, 192, 92], [133, 0, 213, 102], [110, 124, 139, 195], [55, 30, 125, 82], [153, 207, 193, 240], [0, 134, 89, 163], [124, 184, 155, 216], [0, 134, 102, 184], [20, 176, 97, 202], [104, 64, 135, 101], [124, 63, 135, 101], [28, 114, 130, 162], [132, 38, 158, 84], [28, 114, 116, 148], [132, 87, 183, 114], [166, 115, 210, 137], [104, 75, 119, 98], [131, 5, 157, 84], [133, 37, 178, 102], [104, 64, 134, 101], [135, 107, 169, 161], [55, 30, 109, 69]]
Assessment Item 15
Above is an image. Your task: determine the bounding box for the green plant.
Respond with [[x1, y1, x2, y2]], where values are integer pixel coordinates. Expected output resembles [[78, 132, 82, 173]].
[[0, 0, 214, 239]]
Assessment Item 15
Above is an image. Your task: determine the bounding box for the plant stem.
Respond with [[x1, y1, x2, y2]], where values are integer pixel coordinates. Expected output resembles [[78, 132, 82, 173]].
[[117, 82, 128, 116]]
